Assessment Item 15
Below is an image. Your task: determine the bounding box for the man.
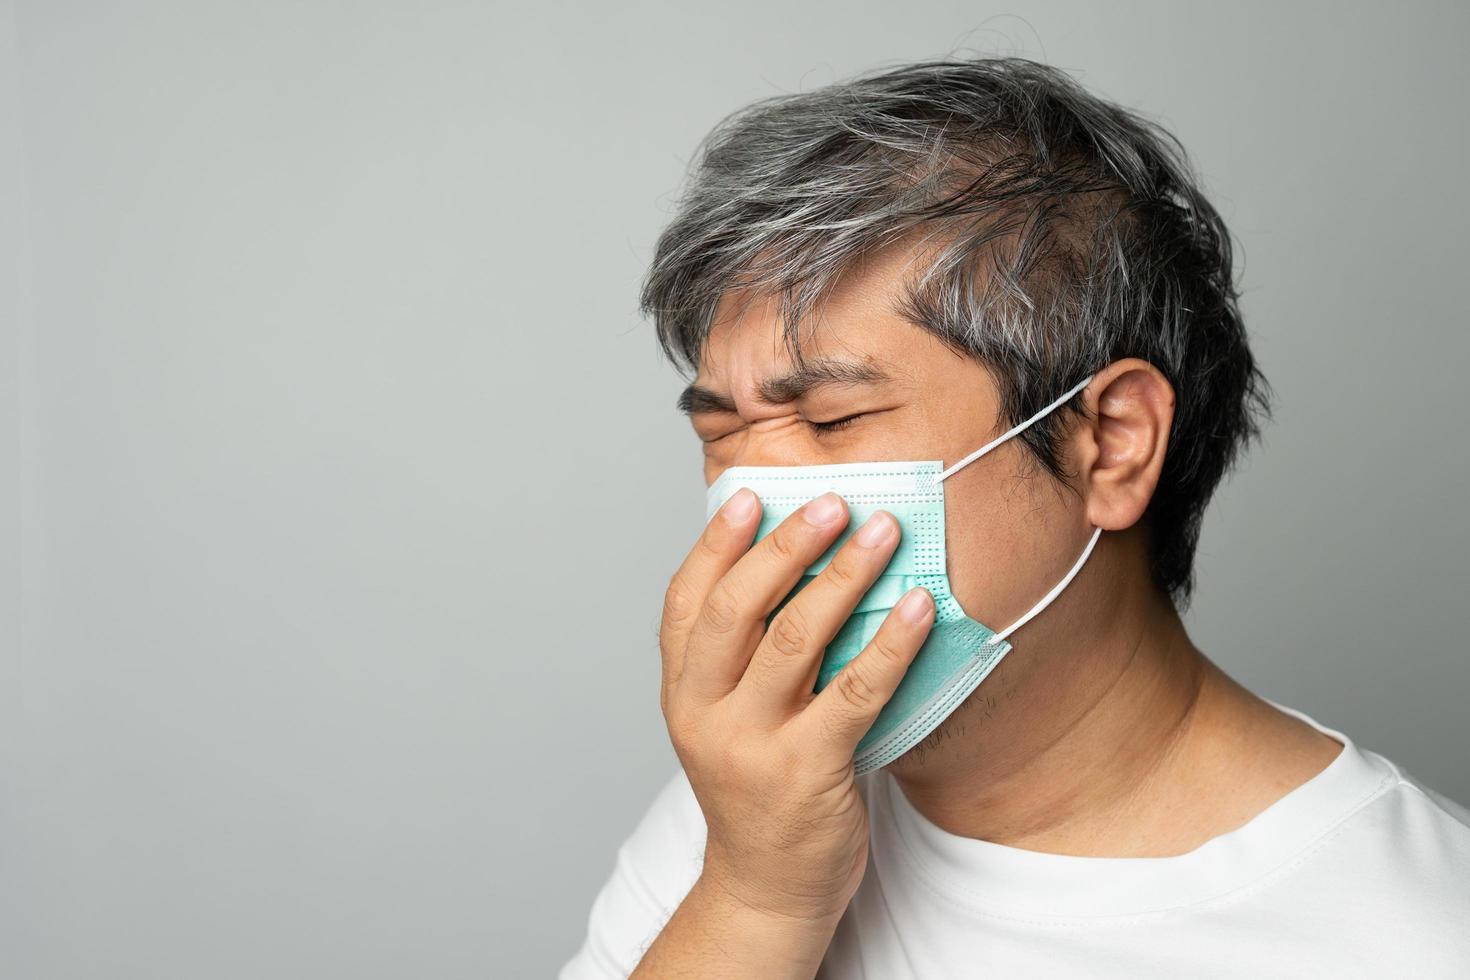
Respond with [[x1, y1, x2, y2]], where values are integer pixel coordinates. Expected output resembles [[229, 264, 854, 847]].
[[561, 57, 1470, 978]]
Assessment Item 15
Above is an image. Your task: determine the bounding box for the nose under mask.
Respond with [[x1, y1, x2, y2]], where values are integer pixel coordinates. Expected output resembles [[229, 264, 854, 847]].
[[703, 375, 1101, 775]]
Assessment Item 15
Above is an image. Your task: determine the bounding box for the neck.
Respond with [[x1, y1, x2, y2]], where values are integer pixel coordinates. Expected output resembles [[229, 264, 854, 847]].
[[891, 532, 1287, 857]]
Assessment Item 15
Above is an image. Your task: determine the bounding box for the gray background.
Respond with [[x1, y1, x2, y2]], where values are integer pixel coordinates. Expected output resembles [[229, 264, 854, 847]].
[[2, 1, 1466, 977]]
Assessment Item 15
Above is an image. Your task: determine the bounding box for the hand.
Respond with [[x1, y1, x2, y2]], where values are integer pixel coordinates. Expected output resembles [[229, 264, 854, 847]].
[[658, 488, 936, 924]]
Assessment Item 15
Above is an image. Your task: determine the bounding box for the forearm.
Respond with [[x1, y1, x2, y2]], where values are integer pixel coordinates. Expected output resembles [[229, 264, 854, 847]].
[[630, 874, 842, 980]]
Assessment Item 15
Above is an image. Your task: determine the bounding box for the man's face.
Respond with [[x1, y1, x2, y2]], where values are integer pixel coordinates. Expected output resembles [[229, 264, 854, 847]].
[[683, 241, 1099, 771]]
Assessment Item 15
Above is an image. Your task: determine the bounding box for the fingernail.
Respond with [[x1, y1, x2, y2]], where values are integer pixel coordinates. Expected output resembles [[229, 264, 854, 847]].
[[720, 488, 758, 525], [897, 587, 933, 624], [803, 492, 844, 527], [854, 512, 896, 548]]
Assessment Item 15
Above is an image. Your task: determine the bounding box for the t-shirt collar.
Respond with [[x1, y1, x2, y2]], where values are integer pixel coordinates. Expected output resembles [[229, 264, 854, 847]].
[[872, 701, 1396, 919]]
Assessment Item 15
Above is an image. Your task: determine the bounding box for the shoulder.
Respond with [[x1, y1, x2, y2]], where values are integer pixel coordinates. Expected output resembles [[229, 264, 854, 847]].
[[1269, 701, 1470, 883], [559, 768, 707, 980], [1294, 748, 1470, 965], [1345, 752, 1470, 878], [1204, 702, 1470, 964]]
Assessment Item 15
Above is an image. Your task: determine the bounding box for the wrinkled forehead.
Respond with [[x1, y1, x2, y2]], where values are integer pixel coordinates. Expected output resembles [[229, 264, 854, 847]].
[[698, 290, 822, 384], [695, 242, 929, 393], [695, 305, 896, 418]]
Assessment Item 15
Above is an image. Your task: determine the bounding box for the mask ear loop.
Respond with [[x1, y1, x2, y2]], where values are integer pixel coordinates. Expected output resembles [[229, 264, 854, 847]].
[[984, 525, 1101, 645], [936, 374, 1095, 483], [934, 373, 1101, 646]]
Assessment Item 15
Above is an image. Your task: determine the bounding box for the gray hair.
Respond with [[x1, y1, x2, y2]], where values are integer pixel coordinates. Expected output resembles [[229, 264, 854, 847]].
[[639, 56, 1269, 606]]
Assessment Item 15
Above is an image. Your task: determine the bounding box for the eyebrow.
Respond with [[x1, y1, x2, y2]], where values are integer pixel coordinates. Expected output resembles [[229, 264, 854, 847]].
[[677, 357, 892, 415]]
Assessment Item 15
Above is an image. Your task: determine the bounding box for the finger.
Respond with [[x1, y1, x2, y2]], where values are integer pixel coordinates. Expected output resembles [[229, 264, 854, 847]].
[[660, 488, 761, 691], [736, 510, 901, 717], [801, 586, 934, 759], [679, 491, 850, 702]]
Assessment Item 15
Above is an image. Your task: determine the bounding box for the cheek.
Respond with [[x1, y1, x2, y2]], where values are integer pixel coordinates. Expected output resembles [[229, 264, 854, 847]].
[[940, 466, 1077, 628]]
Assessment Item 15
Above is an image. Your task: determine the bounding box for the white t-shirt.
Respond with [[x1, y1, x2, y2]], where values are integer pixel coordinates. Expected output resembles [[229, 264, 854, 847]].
[[560, 703, 1470, 978]]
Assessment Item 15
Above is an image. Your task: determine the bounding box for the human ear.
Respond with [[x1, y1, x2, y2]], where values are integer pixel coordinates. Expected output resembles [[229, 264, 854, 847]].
[[1074, 358, 1174, 531]]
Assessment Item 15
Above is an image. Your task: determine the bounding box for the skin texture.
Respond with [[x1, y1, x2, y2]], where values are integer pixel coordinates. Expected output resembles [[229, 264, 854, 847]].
[[633, 239, 1344, 978]]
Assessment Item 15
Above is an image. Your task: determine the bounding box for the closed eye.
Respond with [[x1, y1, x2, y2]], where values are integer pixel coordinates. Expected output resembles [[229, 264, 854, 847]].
[[697, 427, 740, 444], [808, 413, 866, 434]]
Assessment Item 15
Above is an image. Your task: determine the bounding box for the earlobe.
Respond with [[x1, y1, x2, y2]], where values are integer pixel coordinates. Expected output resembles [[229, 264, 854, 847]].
[[1080, 359, 1174, 532]]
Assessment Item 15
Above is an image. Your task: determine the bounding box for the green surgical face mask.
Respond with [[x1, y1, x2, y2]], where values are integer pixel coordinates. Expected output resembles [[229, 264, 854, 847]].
[[703, 375, 1101, 775]]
